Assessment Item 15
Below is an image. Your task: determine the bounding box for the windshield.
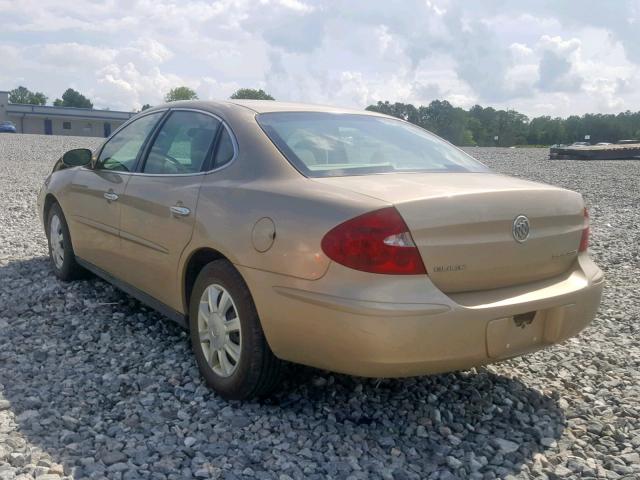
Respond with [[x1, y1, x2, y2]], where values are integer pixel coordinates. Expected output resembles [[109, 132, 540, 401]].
[[257, 112, 489, 177]]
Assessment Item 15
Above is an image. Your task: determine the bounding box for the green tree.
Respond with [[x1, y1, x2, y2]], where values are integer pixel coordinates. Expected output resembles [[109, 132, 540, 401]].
[[527, 116, 566, 145], [53, 88, 93, 108], [366, 101, 420, 123], [164, 87, 198, 102], [366, 98, 640, 146], [230, 88, 275, 100], [8, 86, 47, 105], [466, 116, 484, 144], [459, 129, 476, 146], [140, 104, 152, 111], [468, 105, 499, 146], [419, 100, 475, 145], [494, 110, 529, 146]]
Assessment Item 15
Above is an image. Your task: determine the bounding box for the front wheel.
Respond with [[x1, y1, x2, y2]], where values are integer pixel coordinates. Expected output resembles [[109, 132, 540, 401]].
[[46, 203, 86, 281], [189, 260, 283, 400]]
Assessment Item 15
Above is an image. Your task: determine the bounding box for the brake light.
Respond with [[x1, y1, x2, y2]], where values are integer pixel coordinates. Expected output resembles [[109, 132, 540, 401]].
[[321, 207, 427, 275], [579, 207, 590, 252]]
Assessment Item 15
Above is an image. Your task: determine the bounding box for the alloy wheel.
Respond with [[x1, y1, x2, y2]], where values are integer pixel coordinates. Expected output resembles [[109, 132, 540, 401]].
[[197, 284, 242, 377], [50, 214, 64, 269]]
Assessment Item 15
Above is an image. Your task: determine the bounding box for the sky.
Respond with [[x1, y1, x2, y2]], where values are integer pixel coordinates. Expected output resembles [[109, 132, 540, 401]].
[[1, 0, 639, 117]]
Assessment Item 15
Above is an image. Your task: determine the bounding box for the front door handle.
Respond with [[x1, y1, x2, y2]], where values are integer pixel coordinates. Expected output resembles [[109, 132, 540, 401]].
[[170, 205, 191, 217], [103, 192, 119, 202]]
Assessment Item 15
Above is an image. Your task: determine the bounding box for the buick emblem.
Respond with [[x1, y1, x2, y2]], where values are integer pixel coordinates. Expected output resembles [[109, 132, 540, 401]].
[[512, 215, 530, 243]]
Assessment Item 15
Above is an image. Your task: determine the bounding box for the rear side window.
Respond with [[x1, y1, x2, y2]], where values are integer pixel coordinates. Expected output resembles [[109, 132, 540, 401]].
[[257, 112, 489, 177], [143, 111, 220, 174], [213, 127, 235, 168], [98, 112, 163, 171]]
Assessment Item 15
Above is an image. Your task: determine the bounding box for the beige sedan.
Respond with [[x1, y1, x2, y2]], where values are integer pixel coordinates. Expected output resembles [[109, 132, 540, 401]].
[[38, 100, 604, 399]]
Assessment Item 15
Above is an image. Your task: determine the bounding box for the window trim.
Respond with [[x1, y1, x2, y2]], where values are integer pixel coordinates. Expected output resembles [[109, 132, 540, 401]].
[[202, 122, 224, 172], [93, 109, 168, 172], [93, 107, 239, 178], [206, 122, 236, 171], [137, 109, 222, 175], [131, 110, 172, 173], [135, 110, 175, 173], [211, 124, 238, 173]]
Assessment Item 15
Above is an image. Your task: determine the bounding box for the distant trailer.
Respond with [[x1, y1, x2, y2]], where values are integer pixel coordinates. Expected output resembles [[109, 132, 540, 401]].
[[550, 143, 640, 160]]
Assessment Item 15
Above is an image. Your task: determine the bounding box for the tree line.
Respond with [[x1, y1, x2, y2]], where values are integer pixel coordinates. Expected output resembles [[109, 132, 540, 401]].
[[9, 85, 275, 113], [8, 86, 93, 109], [9, 85, 640, 146], [138, 86, 275, 110], [366, 100, 640, 146]]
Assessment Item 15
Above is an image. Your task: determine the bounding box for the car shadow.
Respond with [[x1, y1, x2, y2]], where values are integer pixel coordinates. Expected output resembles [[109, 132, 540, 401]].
[[0, 256, 565, 479]]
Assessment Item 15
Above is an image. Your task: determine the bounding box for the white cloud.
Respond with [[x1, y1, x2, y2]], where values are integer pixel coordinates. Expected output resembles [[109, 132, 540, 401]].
[[536, 35, 584, 92], [38, 43, 118, 69], [0, 0, 639, 117], [510, 43, 535, 61], [266, 0, 315, 13]]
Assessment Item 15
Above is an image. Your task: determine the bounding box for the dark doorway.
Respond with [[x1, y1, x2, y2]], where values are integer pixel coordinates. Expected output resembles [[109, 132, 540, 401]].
[[103, 122, 112, 138], [44, 119, 53, 135]]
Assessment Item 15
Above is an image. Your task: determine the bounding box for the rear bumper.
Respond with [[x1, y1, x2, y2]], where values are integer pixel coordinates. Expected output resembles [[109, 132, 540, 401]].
[[238, 253, 604, 377]]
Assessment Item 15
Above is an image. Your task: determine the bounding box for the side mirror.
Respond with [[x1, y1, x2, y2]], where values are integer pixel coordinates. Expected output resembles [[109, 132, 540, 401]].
[[62, 148, 92, 167]]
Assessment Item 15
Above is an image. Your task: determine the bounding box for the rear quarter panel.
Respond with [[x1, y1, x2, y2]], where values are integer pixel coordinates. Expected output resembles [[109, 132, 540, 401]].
[[189, 176, 387, 281]]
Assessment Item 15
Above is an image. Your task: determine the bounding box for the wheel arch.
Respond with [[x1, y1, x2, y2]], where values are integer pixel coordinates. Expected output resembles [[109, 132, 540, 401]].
[[182, 247, 232, 315], [43, 193, 59, 234]]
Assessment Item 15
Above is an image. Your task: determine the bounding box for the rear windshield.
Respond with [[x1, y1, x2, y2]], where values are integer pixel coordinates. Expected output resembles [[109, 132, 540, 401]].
[[257, 112, 489, 177]]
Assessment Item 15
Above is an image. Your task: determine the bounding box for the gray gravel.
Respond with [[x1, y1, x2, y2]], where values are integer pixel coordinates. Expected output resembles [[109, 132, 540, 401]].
[[0, 134, 638, 480]]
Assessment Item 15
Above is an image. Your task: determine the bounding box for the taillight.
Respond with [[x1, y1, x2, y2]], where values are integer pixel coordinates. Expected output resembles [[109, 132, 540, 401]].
[[579, 207, 590, 252], [321, 207, 427, 275]]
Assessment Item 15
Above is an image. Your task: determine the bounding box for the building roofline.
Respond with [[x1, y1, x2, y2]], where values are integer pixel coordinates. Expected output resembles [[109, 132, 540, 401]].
[[6, 110, 134, 121], [6, 102, 134, 115], [5, 103, 135, 121]]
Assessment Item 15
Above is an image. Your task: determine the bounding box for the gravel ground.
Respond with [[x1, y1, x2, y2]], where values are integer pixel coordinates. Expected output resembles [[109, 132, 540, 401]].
[[0, 134, 638, 480]]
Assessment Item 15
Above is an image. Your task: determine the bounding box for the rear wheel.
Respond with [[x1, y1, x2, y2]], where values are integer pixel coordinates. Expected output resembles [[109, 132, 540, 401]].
[[46, 203, 86, 281], [189, 260, 283, 400]]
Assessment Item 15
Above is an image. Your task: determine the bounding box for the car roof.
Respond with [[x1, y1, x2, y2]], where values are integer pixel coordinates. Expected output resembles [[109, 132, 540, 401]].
[[226, 100, 378, 115], [148, 99, 387, 117]]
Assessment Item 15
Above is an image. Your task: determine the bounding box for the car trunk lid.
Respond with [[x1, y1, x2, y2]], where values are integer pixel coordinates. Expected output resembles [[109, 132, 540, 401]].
[[313, 173, 585, 293]]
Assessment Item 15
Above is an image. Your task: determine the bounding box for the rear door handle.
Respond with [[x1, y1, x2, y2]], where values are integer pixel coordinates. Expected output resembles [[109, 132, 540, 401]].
[[170, 205, 191, 217], [103, 192, 119, 201]]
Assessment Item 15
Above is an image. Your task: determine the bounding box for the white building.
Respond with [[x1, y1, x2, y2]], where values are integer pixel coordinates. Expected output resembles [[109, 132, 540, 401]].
[[0, 90, 135, 137]]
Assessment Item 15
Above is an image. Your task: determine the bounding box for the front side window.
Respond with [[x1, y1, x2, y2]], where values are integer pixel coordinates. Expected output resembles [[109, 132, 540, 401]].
[[142, 111, 220, 174], [257, 112, 489, 177], [97, 112, 163, 172]]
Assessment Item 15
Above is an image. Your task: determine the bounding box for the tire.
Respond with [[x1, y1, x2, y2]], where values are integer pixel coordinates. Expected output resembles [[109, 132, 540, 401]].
[[189, 260, 283, 400], [46, 203, 86, 281]]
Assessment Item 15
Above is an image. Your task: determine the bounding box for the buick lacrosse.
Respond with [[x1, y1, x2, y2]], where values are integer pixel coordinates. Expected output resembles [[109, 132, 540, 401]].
[[38, 100, 604, 399]]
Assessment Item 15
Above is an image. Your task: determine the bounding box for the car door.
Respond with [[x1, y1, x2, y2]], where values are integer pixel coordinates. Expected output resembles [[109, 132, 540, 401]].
[[118, 109, 224, 312], [64, 111, 164, 276]]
